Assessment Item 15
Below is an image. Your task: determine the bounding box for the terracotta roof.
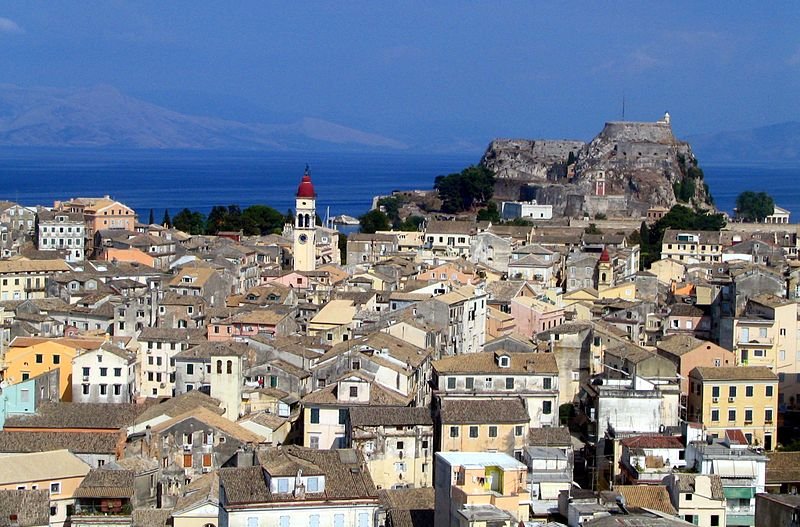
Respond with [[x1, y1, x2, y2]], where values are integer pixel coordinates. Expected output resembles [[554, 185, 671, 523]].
[[439, 398, 529, 424], [378, 487, 435, 527], [133, 390, 222, 426], [132, 508, 173, 527], [0, 450, 90, 485], [691, 366, 778, 381], [349, 406, 433, 427], [672, 473, 724, 500], [173, 471, 219, 513], [0, 259, 71, 274], [0, 430, 118, 454], [621, 435, 684, 450], [616, 485, 677, 516], [150, 407, 263, 444], [655, 334, 708, 356], [174, 340, 251, 360], [4, 402, 142, 430], [301, 378, 411, 407], [0, 490, 50, 527], [425, 220, 475, 235], [73, 468, 135, 498], [528, 427, 572, 447], [433, 351, 558, 375], [767, 452, 800, 485]]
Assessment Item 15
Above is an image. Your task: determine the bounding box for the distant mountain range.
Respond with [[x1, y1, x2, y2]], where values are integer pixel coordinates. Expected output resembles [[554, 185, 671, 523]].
[[0, 84, 409, 151], [686, 121, 800, 163]]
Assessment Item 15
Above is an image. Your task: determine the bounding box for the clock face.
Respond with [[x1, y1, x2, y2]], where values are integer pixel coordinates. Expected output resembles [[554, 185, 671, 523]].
[[299, 234, 308, 244]]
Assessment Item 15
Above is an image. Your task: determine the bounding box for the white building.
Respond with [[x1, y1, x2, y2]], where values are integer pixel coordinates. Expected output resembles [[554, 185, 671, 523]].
[[416, 284, 487, 355], [219, 446, 379, 527], [137, 327, 195, 397], [36, 209, 86, 261], [72, 343, 137, 404], [501, 200, 553, 221]]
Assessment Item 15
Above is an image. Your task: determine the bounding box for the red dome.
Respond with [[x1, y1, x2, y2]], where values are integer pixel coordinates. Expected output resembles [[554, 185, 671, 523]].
[[296, 168, 316, 198], [599, 246, 610, 263]]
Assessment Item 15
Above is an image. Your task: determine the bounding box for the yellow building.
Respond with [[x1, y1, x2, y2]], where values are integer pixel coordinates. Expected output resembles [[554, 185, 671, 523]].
[[732, 295, 798, 369], [0, 449, 91, 527], [434, 451, 530, 527], [2, 336, 105, 401], [0, 258, 71, 300], [688, 366, 778, 450], [660, 229, 723, 264], [307, 299, 355, 344], [438, 399, 530, 459]]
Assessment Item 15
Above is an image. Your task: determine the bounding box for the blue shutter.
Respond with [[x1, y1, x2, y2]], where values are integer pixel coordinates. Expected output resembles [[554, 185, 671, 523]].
[[334, 514, 345, 527], [358, 512, 370, 527]]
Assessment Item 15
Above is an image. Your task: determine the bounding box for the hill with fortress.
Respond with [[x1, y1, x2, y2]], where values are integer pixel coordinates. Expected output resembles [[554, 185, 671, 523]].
[[480, 114, 715, 218]]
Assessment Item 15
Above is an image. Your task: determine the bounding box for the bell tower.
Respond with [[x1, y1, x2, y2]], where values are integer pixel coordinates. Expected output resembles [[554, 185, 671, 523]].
[[597, 246, 613, 291], [293, 166, 317, 272]]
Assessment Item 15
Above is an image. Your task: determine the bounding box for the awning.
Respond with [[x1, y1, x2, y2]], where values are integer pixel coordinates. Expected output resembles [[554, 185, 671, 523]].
[[724, 487, 756, 499], [712, 459, 756, 478]]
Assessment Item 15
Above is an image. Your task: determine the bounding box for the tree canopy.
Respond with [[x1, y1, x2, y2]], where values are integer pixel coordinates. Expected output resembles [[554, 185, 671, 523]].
[[359, 209, 390, 234], [172, 208, 206, 235], [736, 191, 774, 222], [434, 165, 495, 213]]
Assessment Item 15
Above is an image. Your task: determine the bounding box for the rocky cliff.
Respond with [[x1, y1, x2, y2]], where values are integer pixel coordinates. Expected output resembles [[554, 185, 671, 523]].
[[480, 115, 714, 218]]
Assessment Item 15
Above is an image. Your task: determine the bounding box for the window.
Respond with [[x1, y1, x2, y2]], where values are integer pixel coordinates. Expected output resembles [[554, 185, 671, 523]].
[[729, 386, 736, 398], [396, 440, 404, 450], [310, 408, 320, 424], [515, 425, 523, 437], [277, 478, 289, 493], [712, 386, 720, 398], [187, 364, 194, 375], [99, 384, 107, 395], [543, 401, 552, 414], [82, 367, 90, 377], [113, 367, 121, 377], [450, 426, 459, 437], [226, 360, 232, 374], [394, 462, 406, 472], [307, 477, 319, 492], [488, 426, 498, 438], [484, 377, 493, 389], [466, 377, 474, 389], [499, 356, 510, 367], [50, 482, 61, 494], [309, 435, 320, 449], [113, 384, 121, 396], [505, 377, 514, 389], [766, 408, 774, 422], [728, 409, 736, 422], [685, 493, 693, 501], [469, 426, 479, 438], [746, 385, 753, 397], [447, 377, 456, 389], [745, 409, 753, 422], [338, 409, 348, 425], [35, 353, 43, 364], [543, 377, 552, 390], [711, 409, 719, 422], [711, 515, 720, 527], [100, 367, 108, 376], [349, 386, 358, 398], [82, 384, 90, 395], [50, 505, 57, 516], [766, 385, 774, 397], [351, 360, 360, 370]]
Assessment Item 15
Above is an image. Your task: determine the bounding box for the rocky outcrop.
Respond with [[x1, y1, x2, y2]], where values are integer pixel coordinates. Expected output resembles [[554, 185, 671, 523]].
[[481, 115, 714, 218]]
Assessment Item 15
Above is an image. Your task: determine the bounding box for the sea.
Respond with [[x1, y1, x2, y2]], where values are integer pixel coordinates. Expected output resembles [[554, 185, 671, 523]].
[[0, 147, 797, 222]]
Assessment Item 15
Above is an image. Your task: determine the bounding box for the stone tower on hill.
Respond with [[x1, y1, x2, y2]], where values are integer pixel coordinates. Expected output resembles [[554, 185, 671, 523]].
[[481, 113, 714, 218]]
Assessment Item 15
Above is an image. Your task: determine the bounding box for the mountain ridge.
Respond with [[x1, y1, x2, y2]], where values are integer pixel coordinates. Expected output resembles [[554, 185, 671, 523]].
[[0, 84, 409, 152]]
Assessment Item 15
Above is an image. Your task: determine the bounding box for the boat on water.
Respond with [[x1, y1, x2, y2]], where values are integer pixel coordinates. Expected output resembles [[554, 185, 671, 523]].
[[332, 214, 360, 225]]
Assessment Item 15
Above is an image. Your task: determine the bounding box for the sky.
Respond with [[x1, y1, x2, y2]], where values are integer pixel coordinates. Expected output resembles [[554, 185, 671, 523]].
[[1, 2, 799, 150]]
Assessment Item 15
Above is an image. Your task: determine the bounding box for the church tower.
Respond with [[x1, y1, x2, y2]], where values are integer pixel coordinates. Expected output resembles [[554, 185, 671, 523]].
[[293, 166, 317, 272], [597, 246, 613, 291]]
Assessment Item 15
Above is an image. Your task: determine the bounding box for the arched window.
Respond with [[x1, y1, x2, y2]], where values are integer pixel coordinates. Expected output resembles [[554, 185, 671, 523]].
[[226, 360, 233, 374], [216, 360, 222, 374], [601, 272, 607, 282]]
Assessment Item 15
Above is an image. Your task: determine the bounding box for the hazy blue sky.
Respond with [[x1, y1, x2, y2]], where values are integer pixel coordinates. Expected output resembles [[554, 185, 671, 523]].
[[1, 2, 798, 148]]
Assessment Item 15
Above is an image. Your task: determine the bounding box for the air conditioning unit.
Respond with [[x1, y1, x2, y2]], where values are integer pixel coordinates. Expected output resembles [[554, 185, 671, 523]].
[[728, 397, 735, 403], [82, 375, 89, 381], [712, 397, 719, 403], [183, 445, 192, 452], [202, 467, 211, 473]]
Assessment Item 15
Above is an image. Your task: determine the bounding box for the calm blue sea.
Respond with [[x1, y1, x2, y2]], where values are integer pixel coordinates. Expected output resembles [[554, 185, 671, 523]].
[[0, 147, 797, 221]]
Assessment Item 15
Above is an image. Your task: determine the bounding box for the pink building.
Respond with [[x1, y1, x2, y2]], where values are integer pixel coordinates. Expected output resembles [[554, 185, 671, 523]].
[[510, 296, 565, 337]]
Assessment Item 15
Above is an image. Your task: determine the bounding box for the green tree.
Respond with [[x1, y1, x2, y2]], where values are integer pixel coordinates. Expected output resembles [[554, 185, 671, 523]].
[[241, 205, 284, 235], [736, 191, 775, 222], [148, 209, 155, 225], [399, 215, 424, 231], [476, 201, 501, 223], [338, 233, 348, 264], [359, 209, 390, 234], [206, 205, 242, 234], [434, 165, 495, 213], [285, 208, 294, 225], [584, 223, 601, 234], [172, 208, 206, 235], [162, 209, 171, 228], [378, 196, 403, 228]]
